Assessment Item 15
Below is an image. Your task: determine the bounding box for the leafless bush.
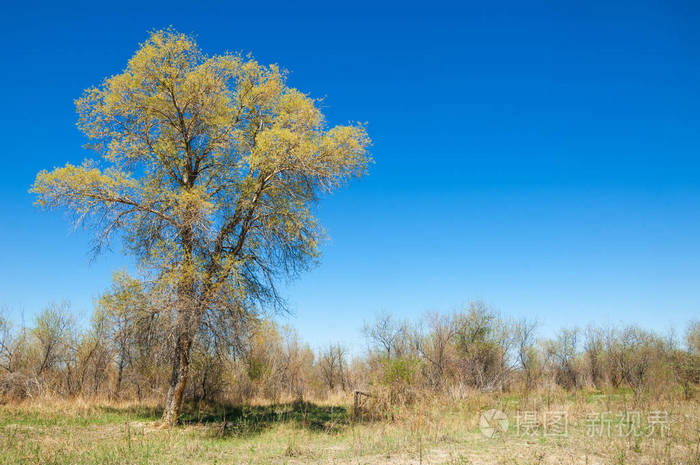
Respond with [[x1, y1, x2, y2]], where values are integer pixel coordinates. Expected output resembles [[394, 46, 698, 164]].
[[453, 302, 512, 392], [412, 313, 456, 389], [513, 318, 540, 393], [0, 299, 697, 406], [363, 312, 409, 359], [318, 344, 348, 392], [687, 320, 700, 355], [544, 328, 582, 390]]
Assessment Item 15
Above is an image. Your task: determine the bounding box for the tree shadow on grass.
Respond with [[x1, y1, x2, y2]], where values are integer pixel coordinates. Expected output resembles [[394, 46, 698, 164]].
[[97, 405, 163, 421], [179, 400, 351, 438]]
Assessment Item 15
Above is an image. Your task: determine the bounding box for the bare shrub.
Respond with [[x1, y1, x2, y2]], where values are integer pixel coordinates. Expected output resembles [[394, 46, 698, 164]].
[[363, 313, 409, 359], [453, 302, 511, 392], [318, 344, 348, 392], [544, 328, 581, 390], [0, 299, 697, 407]]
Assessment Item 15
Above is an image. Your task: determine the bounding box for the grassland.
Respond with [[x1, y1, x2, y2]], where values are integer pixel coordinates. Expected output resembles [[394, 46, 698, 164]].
[[0, 391, 698, 465]]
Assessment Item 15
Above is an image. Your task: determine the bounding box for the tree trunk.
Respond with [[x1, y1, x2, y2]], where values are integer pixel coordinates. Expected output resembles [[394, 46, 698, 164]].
[[162, 326, 194, 426], [162, 223, 198, 427], [114, 357, 124, 400]]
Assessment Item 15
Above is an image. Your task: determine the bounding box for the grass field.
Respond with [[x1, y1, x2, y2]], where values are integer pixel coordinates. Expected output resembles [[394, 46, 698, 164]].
[[0, 392, 698, 465]]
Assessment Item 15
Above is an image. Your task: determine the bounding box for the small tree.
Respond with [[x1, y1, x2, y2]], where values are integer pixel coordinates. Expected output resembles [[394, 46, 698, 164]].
[[31, 29, 370, 425], [318, 343, 348, 392], [98, 271, 159, 398], [672, 322, 700, 400], [412, 312, 456, 389], [513, 318, 539, 394], [363, 313, 408, 359], [583, 325, 607, 389], [0, 309, 15, 373], [34, 302, 75, 378], [687, 320, 700, 355], [545, 328, 580, 390], [454, 302, 510, 391]]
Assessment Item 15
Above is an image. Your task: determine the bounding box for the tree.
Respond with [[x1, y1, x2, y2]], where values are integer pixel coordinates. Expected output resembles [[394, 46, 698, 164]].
[[512, 318, 538, 393], [687, 320, 700, 355], [363, 313, 407, 359], [97, 271, 159, 398], [544, 328, 580, 390], [583, 325, 608, 388], [0, 308, 15, 373], [318, 343, 347, 391], [412, 312, 456, 389], [31, 29, 371, 425], [34, 302, 75, 378], [453, 302, 511, 391]]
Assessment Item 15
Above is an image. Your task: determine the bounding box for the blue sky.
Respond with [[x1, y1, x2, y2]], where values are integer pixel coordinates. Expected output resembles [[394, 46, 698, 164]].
[[1, 1, 699, 350]]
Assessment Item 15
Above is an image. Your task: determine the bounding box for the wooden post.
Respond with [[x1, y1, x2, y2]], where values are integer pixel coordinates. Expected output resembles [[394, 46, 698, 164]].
[[353, 390, 360, 420], [353, 390, 371, 422]]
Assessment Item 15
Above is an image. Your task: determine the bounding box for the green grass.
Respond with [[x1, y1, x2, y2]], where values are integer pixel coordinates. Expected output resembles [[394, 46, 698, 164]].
[[0, 395, 698, 465], [0, 404, 159, 427]]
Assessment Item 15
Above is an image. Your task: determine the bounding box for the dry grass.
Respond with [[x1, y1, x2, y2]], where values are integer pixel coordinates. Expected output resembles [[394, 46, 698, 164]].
[[0, 390, 698, 465]]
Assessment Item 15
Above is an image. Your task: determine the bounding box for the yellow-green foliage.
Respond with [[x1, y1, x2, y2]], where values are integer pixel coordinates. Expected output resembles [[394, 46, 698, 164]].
[[30, 28, 372, 310], [29, 29, 371, 424]]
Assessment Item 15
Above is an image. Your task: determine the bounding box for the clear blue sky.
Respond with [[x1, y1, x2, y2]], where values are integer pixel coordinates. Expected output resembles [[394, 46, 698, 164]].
[[1, 1, 699, 349]]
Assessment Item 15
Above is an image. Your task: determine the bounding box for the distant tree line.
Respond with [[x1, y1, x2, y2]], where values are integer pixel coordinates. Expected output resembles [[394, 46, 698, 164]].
[[1, 297, 698, 405]]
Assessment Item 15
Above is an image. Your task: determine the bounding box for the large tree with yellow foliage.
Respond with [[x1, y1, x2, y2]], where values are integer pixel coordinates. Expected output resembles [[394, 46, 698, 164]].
[[31, 29, 371, 425]]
